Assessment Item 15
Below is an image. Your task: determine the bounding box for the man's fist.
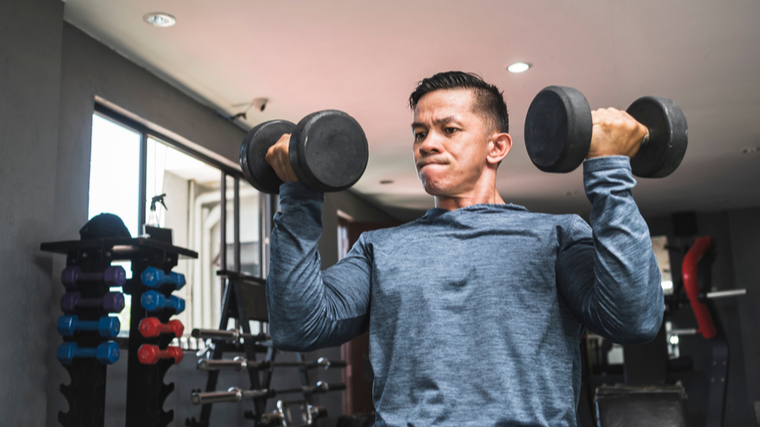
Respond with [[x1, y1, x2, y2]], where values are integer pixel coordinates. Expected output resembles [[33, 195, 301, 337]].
[[265, 134, 299, 183], [587, 108, 649, 159]]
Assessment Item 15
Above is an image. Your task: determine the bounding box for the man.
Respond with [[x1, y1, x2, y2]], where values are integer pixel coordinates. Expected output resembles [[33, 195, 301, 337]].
[[264, 72, 664, 426]]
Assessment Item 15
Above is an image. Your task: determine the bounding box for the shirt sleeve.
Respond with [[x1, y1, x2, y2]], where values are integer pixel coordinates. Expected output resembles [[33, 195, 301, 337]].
[[555, 156, 664, 345], [266, 182, 372, 352]]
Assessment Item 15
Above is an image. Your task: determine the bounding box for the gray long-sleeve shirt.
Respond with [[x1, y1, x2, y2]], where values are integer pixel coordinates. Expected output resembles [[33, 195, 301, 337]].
[[267, 156, 664, 427]]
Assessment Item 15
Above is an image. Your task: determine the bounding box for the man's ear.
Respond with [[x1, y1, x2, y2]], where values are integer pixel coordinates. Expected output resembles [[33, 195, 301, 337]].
[[487, 132, 512, 165]]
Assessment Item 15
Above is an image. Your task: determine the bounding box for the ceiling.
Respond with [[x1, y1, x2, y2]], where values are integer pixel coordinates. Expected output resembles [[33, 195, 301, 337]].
[[64, 0, 760, 219]]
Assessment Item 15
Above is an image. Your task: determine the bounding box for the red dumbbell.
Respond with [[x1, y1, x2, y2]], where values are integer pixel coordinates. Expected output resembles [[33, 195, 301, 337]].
[[137, 344, 183, 365], [138, 318, 184, 338]]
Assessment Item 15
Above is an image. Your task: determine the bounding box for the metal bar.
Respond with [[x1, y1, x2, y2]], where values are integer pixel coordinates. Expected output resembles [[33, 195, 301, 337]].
[[137, 133, 148, 235], [220, 172, 227, 272], [706, 289, 747, 299], [234, 177, 241, 273]]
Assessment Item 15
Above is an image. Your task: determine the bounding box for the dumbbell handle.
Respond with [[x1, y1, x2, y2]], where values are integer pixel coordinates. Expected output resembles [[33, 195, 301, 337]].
[[191, 387, 270, 405], [191, 328, 269, 342]]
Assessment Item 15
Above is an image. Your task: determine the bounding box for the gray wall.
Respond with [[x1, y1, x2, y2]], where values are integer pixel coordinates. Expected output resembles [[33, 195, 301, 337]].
[[0, 0, 63, 425]]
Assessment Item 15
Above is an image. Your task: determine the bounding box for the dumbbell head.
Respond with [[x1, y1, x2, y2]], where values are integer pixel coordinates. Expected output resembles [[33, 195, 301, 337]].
[[103, 266, 127, 286], [524, 86, 592, 173], [102, 292, 125, 313], [141, 290, 166, 312], [98, 317, 121, 337], [626, 96, 688, 178], [240, 120, 296, 194], [95, 341, 121, 364], [60, 266, 81, 289], [167, 295, 186, 314], [289, 110, 369, 192], [141, 267, 166, 288]]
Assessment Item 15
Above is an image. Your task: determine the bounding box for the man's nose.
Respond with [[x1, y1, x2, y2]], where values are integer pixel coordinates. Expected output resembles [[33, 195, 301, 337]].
[[418, 132, 443, 156]]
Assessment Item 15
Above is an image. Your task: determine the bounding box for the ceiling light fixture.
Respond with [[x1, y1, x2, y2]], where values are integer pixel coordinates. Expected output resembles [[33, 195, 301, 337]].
[[379, 180, 394, 185], [507, 62, 531, 73], [742, 146, 759, 154], [143, 12, 176, 27]]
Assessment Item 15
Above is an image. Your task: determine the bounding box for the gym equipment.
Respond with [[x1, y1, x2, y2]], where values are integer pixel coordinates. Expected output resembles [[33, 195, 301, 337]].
[[524, 86, 688, 178], [61, 265, 127, 289], [191, 382, 346, 405], [191, 328, 269, 342], [57, 315, 120, 338], [137, 344, 184, 365], [60, 291, 125, 313], [57, 341, 120, 365], [261, 400, 328, 426], [138, 317, 184, 338], [141, 290, 185, 314], [198, 356, 347, 371], [239, 110, 369, 194], [140, 266, 186, 290]]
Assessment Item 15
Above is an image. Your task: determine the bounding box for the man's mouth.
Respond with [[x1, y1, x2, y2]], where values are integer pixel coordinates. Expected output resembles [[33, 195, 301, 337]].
[[417, 159, 448, 170]]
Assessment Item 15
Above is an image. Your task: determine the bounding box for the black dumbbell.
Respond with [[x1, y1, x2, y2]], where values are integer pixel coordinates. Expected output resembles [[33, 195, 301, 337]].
[[524, 86, 688, 178], [239, 110, 369, 194]]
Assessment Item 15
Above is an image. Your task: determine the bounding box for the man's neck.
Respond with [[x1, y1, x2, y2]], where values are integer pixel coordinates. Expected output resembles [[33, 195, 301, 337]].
[[434, 187, 506, 210]]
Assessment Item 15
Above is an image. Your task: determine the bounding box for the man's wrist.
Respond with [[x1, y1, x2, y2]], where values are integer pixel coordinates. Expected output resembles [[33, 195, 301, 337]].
[[583, 155, 631, 173]]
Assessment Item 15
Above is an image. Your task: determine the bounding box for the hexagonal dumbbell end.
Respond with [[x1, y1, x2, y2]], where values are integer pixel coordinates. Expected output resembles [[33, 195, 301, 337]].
[[169, 272, 186, 290], [102, 266, 127, 287], [138, 318, 184, 338], [141, 290, 166, 312], [167, 295, 186, 314], [57, 315, 78, 336], [56, 342, 79, 365], [60, 266, 81, 289], [137, 344, 184, 365], [97, 317, 121, 338], [95, 341, 120, 365], [102, 292, 125, 313], [141, 267, 166, 288]]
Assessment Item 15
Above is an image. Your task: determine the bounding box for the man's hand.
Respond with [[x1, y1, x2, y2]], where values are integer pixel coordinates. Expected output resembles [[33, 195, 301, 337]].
[[265, 134, 299, 183], [587, 108, 649, 159]]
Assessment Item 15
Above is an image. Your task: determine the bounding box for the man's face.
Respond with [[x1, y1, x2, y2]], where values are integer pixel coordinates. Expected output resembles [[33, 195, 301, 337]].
[[412, 89, 493, 197]]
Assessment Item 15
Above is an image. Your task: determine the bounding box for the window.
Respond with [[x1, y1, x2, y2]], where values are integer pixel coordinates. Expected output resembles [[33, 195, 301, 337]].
[[87, 105, 261, 338]]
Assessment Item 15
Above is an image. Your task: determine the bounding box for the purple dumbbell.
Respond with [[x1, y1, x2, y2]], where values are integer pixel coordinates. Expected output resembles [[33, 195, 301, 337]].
[[61, 266, 126, 290], [61, 292, 125, 314]]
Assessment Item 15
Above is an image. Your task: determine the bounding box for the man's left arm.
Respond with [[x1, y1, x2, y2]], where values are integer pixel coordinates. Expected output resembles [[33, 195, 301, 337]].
[[556, 156, 663, 345]]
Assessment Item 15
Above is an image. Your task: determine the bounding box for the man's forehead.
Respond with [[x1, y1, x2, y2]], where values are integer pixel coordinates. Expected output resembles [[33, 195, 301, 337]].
[[413, 89, 476, 125]]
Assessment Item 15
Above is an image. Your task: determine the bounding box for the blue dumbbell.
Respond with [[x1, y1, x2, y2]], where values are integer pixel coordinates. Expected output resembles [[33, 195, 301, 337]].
[[141, 290, 185, 314], [57, 315, 120, 338], [57, 341, 120, 365], [141, 267, 186, 290]]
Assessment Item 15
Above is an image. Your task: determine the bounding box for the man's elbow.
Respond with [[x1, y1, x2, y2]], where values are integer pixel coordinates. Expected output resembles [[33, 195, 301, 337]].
[[617, 310, 663, 345], [269, 324, 321, 352]]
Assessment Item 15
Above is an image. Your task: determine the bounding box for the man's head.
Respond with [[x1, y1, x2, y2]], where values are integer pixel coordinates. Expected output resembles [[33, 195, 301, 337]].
[[410, 72, 512, 206]]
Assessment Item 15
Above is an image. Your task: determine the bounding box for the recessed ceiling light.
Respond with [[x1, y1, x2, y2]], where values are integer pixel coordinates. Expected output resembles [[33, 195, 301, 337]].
[[379, 180, 394, 185], [507, 62, 531, 73], [143, 12, 176, 27], [742, 146, 759, 154]]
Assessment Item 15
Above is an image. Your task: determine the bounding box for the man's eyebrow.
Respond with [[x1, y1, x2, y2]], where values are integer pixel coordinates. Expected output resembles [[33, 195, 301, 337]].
[[411, 116, 457, 129]]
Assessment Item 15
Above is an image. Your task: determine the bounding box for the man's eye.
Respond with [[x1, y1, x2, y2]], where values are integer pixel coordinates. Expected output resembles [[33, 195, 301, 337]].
[[444, 127, 459, 134], [414, 132, 426, 141]]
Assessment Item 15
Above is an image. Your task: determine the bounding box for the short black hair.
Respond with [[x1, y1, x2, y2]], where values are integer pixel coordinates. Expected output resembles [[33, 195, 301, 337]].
[[409, 71, 509, 134]]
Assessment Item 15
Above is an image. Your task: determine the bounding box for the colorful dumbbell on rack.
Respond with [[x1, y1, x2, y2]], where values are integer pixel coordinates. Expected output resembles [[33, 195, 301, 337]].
[[137, 344, 183, 365], [61, 265, 127, 290], [61, 291, 125, 313], [138, 317, 184, 338], [57, 315, 120, 338], [57, 341, 120, 365], [141, 267, 186, 291], [141, 290, 185, 314]]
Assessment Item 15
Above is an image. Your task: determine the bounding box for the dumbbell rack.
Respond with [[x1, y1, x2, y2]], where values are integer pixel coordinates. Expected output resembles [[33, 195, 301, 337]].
[[41, 237, 197, 427], [186, 270, 275, 427]]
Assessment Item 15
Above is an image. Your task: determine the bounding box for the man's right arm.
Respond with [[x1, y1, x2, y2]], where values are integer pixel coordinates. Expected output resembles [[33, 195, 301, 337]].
[[266, 182, 372, 352]]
